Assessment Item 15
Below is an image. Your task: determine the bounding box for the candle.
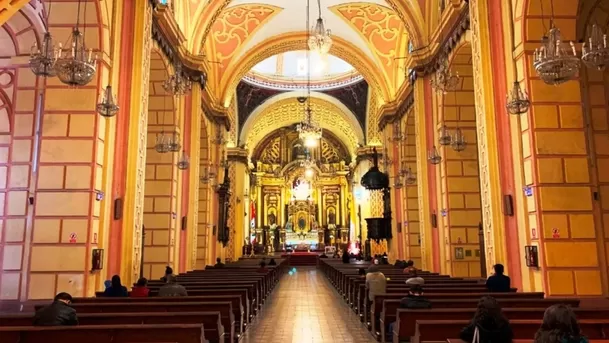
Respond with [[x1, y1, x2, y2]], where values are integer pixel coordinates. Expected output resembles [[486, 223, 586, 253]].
[[88, 49, 92, 61]]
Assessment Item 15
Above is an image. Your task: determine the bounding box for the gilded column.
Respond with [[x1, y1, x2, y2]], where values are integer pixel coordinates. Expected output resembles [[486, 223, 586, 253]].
[[227, 147, 248, 260], [186, 87, 202, 271]]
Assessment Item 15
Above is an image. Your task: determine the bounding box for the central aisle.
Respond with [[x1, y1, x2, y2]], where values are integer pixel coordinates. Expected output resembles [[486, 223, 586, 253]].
[[242, 267, 377, 343]]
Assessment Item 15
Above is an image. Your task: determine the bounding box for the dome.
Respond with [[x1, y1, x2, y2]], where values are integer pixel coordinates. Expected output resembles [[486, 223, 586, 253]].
[[243, 51, 363, 91]]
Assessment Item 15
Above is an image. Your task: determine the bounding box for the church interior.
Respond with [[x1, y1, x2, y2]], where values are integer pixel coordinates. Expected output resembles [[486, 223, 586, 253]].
[[1, 0, 609, 341]]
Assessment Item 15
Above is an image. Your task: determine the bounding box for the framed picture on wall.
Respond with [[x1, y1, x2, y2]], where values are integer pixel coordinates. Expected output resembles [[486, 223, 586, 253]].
[[455, 247, 464, 260], [525, 245, 539, 268], [91, 249, 104, 272]]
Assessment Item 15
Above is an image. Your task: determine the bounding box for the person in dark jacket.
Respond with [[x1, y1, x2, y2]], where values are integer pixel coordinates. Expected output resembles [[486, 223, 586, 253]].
[[33, 292, 78, 326], [399, 284, 431, 309], [268, 258, 277, 266], [103, 275, 128, 297], [460, 296, 513, 343], [534, 304, 588, 343], [215, 257, 225, 268], [486, 264, 511, 292], [130, 277, 149, 297], [161, 266, 173, 282], [342, 248, 350, 263]]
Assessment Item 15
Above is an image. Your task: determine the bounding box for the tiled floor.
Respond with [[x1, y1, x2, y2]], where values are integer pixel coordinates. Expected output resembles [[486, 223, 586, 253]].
[[242, 267, 377, 343]]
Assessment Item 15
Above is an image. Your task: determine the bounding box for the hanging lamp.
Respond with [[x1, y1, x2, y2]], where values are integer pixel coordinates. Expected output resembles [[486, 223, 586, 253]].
[[30, 0, 57, 78]]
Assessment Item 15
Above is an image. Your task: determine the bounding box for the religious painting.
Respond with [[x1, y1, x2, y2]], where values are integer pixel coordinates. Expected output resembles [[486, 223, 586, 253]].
[[328, 208, 336, 225], [91, 249, 104, 271], [454, 247, 464, 260]]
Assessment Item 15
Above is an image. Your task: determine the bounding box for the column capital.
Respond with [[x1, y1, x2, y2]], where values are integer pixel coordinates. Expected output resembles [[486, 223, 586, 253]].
[[227, 147, 248, 165]]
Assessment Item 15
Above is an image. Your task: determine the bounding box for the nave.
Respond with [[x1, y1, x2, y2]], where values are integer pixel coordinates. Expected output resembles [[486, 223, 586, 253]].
[[242, 267, 376, 343]]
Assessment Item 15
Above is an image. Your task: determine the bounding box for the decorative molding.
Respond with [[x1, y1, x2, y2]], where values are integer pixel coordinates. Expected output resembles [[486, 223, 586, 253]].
[[378, 89, 415, 130], [227, 147, 249, 165], [355, 146, 385, 166]]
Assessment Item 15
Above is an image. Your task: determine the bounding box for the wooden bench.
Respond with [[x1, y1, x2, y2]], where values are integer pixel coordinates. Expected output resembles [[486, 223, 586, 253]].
[[44, 301, 236, 343], [0, 324, 207, 343], [0, 311, 225, 343], [146, 282, 260, 310], [80, 294, 244, 335], [391, 307, 609, 343], [412, 320, 609, 343]]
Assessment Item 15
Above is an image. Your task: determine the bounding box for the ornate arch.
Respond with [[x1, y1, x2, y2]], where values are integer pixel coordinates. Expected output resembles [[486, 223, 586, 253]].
[[220, 32, 389, 105], [189, 0, 425, 54], [241, 96, 363, 158]]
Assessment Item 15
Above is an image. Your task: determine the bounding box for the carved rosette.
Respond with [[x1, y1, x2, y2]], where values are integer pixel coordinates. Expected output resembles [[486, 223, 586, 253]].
[[468, 0, 495, 273], [133, 5, 153, 281]]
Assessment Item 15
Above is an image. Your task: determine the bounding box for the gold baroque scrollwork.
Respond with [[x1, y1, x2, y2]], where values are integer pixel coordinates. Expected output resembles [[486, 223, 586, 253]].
[[245, 98, 360, 154]]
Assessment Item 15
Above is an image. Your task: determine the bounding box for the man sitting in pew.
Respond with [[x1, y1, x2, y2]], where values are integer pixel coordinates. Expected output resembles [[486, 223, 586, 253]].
[[460, 296, 513, 343], [215, 257, 225, 268], [486, 264, 511, 293], [534, 304, 588, 343], [399, 284, 431, 309], [33, 292, 78, 326], [158, 275, 188, 297], [405, 268, 425, 285]]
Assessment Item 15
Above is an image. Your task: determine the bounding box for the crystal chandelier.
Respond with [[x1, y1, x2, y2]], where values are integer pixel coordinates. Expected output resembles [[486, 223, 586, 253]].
[[438, 124, 452, 146], [297, 109, 322, 147], [168, 132, 181, 152], [431, 56, 460, 93], [163, 63, 192, 96], [200, 166, 213, 183], [177, 151, 190, 170], [534, 25, 580, 85], [30, 0, 57, 77], [428, 146, 442, 165], [405, 167, 416, 185], [30, 32, 58, 77], [451, 127, 467, 152], [308, 0, 332, 55], [155, 131, 171, 153], [55, 27, 96, 86], [506, 81, 530, 115], [96, 85, 119, 118], [582, 24, 609, 71]]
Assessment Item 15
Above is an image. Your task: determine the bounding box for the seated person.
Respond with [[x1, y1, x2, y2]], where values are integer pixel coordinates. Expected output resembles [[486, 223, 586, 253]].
[[534, 304, 588, 343], [268, 258, 277, 266], [403, 260, 416, 274], [257, 261, 269, 273], [214, 257, 225, 268], [460, 296, 513, 343], [130, 277, 149, 297], [103, 275, 128, 297], [400, 284, 431, 309], [161, 265, 173, 283], [389, 285, 431, 338], [486, 263, 511, 292], [158, 275, 188, 297], [365, 265, 387, 301], [405, 269, 425, 285], [33, 292, 78, 326]]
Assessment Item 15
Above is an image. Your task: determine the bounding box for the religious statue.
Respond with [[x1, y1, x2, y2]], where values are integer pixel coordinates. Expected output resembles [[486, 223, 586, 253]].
[[328, 209, 336, 225], [268, 213, 276, 225], [292, 140, 305, 161]]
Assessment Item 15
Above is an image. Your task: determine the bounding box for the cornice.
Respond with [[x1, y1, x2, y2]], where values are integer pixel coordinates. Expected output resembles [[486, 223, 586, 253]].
[[408, 1, 470, 83], [227, 147, 249, 165], [377, 83, 415, 131], [355, 146, 385, 166]]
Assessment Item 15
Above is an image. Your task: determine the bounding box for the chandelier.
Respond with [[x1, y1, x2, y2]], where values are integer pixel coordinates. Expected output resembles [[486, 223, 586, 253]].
[[506, 81, 530, 115], [582, 24, 609, 71], [534, 25, 580, 85], [168, 132, 181, 152], [308, 0, 332, 55], [451, 127, 467, 152], [200, 166, 216, 183], [177, 151, 190, 170], [428, 146, 442, 165], [30, 32, 58, 77], [438, 124, 452, 146], [155, 131, 171, 153], [405, 167, 416, 185], [96, 85, 119, 118], [55, 27, 96, 86], [431, 56, 460, 93], [163, 63, 192, 96]]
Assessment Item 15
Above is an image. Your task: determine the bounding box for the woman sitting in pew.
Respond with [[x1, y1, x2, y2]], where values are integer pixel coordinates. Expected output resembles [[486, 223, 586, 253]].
[[534, 304, 588, 343], [103, 275, 129, 297], [460, 296, 513, 343], [130, 277, 150, 297]]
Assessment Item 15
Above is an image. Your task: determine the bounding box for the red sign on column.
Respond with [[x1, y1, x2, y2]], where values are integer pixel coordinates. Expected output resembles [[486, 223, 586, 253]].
[[552, 228, 560, 239], [69, 233, 77, 243]]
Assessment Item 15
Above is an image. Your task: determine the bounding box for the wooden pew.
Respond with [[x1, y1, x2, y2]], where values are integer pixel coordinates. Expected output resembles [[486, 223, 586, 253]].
[[79, 294, 245, 335], [412, 320, 609, 343], [392, 308, 609, 343], [146, 282, 260, 311], [44, 302, 236, 343], [0, 312, 225, 343], [0, 324, 207, 343]]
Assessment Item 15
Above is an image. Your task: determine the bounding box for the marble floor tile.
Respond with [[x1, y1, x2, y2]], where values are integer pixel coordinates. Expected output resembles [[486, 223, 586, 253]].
[[241, 267, 377, 343]]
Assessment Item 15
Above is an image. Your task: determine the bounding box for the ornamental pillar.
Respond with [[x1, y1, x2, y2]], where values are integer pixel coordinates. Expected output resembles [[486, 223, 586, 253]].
[[227, 147, 249, 261]]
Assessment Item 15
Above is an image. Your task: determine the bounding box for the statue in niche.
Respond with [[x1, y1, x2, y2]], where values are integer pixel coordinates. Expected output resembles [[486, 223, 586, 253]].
[[328, 209, 336, 225], [268, 213, 276, 226]]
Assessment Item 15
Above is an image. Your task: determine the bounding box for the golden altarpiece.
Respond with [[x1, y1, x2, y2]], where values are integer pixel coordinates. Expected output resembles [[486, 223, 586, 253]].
[[249, 127, 352, 252]]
